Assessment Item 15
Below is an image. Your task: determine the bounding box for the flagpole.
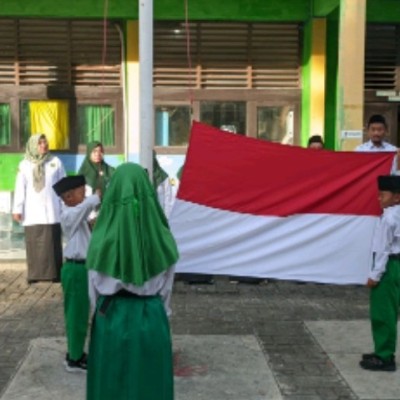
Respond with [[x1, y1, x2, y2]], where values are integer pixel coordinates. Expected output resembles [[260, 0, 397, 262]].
[[139, 0, 154, 181]]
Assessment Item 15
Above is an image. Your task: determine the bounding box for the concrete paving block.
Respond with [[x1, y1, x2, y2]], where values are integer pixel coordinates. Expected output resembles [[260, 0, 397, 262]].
[[306, 320, 400, 400], [1, 335, 282, 400]]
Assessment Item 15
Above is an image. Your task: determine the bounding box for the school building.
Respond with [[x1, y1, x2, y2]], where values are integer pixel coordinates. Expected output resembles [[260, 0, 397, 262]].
[[0, 0, 399, 218]]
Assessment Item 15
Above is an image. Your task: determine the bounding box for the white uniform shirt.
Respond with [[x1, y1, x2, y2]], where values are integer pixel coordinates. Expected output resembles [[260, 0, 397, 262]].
[[355, 140, 397, 152], [355, 140, 398, 174], [61, 194, 100, 260], [12, 156, 66, 226], [88, 266, 175, 316], [370, 205, 400, 281]]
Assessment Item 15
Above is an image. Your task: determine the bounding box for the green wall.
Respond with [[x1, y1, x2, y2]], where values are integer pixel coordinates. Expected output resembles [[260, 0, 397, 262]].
[[0, 155, 23, 191], [2, 0, 400, 21], [313, 0, 339, 17], [324, 7, 339, 150], [367, 1, 400, 22], [0, 0, 311, 21]]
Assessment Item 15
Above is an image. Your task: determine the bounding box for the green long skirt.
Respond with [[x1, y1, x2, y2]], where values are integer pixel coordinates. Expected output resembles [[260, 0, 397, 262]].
[[86, 294, 173, 400]]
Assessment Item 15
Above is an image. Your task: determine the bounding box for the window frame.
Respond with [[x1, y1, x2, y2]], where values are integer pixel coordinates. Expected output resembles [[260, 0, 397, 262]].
[[0, 85, 124, 154], [154, 88, 301, 154]]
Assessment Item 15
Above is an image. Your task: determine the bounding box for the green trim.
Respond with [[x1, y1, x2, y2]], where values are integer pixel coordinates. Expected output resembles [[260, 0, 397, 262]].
[[301, 19, 312, 148], [324, 7, 339, 150], [0, 0, 137, 19], [1, 0, 399, 23], [313, 0, 339, 17], [0, 0, 310, 21], [367, 1, 400, 22]]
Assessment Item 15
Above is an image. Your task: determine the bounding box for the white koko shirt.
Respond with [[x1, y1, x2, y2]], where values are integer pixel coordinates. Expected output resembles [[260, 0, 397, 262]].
[[61, 194, 101, 260], [13, 156, 66, 226], [370, 205, 400, 282]]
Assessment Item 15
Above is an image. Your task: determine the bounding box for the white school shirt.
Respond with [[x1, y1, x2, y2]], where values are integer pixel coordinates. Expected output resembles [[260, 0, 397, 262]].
[[88, 266, 175, 316], [370, 205, 400, 282], [355, 140, 398, 174], [12, 156, 66, 226], [355, 140, 397, 152], [61, 194, 100, 260]]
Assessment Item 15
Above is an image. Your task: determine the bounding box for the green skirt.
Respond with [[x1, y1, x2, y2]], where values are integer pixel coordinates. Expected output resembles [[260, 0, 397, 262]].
[[87, 293, 173, 400]]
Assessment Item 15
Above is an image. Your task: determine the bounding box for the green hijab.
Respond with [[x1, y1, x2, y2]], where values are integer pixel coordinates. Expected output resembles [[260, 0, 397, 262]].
[[153, 151, 168, 189], [24, 134, 52, 192], [86, 163, 179, 286], [78, 141, 115, 194]]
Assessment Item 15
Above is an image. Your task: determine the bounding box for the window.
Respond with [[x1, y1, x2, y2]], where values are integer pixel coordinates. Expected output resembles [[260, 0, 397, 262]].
[[155, 106, 191, 146], [20, 100, 70, 150], [153, 21, 302, 150], [257, 106, 294, 144], [78, 104, 116, 146], [365, 24, 400, 90], [0, 19, 123, 152], [200, 102, 246, 134], [0, 104, 11, 146]]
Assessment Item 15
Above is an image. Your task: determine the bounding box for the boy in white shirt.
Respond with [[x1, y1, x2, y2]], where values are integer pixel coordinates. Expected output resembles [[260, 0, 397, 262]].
[[360, 175, 400, 372], [53, 175, 100, 372]]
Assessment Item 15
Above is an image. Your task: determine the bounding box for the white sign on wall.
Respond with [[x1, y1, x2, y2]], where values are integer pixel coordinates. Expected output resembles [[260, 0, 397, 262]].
[[341, 130, 363, 139]]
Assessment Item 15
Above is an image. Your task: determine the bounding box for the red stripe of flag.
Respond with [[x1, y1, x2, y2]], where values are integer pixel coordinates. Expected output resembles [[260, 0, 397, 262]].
[[178, 121, 394, 217]]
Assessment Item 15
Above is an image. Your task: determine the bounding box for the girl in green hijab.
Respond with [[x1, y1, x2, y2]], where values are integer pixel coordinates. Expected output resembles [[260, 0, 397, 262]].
[[86, 162, 178, 400], [78, 141, 114, 195]]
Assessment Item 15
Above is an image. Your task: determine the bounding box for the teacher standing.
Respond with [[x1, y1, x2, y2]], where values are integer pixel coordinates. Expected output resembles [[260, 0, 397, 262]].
[[78, 141, 115, 195], [12, 134, 66, 284]]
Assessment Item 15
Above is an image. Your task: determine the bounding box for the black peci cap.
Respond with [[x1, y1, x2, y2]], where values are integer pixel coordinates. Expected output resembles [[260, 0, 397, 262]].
[[377, 175, 400, 192], [53, 175, 86, 196]]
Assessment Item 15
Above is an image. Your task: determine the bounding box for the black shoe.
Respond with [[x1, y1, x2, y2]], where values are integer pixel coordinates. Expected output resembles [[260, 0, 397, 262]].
[[64, 352, 87, 373], [230, 276, 263, 284], [181, 274, 214, 284], [359, 355, 396, 372], [362, 352, 377, 360]]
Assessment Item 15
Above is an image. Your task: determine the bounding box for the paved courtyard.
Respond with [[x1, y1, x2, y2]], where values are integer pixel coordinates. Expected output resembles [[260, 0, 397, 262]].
[[0, 262, 398, 400]]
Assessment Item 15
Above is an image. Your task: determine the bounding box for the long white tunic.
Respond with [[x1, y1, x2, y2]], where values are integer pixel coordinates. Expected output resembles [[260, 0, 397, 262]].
[[12, 156, 66, 226], [88, 266, 175, 316], [370, 205, 400, 281], [61, 194, 100, 260]]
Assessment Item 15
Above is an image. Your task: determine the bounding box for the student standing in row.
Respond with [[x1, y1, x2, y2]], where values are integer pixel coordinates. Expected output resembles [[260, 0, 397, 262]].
[[12, 134, 65, 284], [53, 175, 100, 372], [86, 163, 178, 400], [360, 175, 400, 372]]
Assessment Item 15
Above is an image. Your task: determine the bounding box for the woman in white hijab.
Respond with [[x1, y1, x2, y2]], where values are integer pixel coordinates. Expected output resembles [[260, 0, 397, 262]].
[[12, 134, 66, 283]]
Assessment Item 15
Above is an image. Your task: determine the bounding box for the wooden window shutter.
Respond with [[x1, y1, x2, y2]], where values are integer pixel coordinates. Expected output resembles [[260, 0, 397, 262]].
[[0, 19, 122, 87], [365, 24, 399, 90], [251, 24, 300, 89], [154, 21, 301, 89], [0, 19, 18, 85]]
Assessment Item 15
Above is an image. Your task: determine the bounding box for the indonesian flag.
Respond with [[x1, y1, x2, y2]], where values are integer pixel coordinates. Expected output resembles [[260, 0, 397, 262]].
[[169, 122, 395, 284]]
